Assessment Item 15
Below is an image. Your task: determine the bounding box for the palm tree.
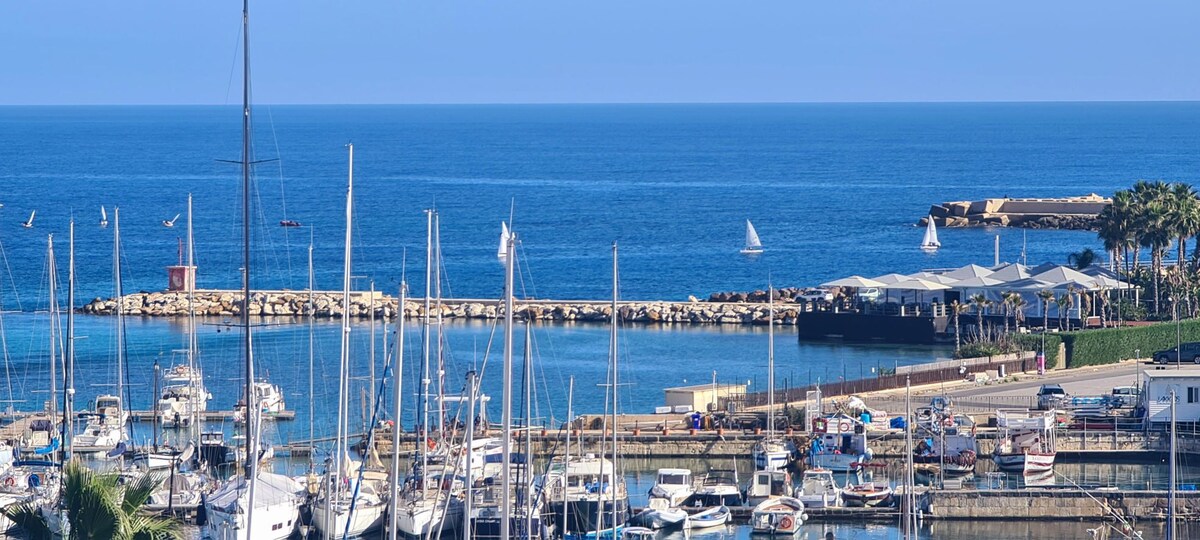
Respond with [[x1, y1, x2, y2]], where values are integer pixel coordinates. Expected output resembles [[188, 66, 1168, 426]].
[[1012, 295, 1028, 328], [1132, 180, 1173, 315], [1066, 248, 1096, 270], [1168, 182, 1200, 272], [999, 291, 1017, 334], [951, 300, 970, 353], [3, 461, 179, 540], [970, 293, 990, 339], [1037, 289, 1056, 331]]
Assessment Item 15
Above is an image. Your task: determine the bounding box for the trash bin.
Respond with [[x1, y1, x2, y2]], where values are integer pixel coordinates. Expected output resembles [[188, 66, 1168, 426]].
[[691, 412, 702, 430], [998, 365, 1007, 378]]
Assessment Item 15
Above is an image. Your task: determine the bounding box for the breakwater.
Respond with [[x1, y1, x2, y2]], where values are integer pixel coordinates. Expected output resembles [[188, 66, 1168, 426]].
[[78, 290, 808, 325], [922, 194, 1110, 230]]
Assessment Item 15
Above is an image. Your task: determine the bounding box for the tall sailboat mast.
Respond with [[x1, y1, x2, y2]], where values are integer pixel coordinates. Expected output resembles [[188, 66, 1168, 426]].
[[47, 235, 58, 424], [767, 284, 774, 440], [388, 281, 407, 540], [114, 208, 125, 437], [307, 235, 316, 469], [187, 194, 200, 442], [64, 222, 75, 460], [239, 0, 260, 533], [609, 242, 619, 535], [420, 209, 432, 498], [501, 229, 516, 540], [335, 143, 356, 511]]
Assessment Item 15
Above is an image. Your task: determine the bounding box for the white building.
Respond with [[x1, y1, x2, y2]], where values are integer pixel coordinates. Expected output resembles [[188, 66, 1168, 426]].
[[1141, 369, 1200, 424]]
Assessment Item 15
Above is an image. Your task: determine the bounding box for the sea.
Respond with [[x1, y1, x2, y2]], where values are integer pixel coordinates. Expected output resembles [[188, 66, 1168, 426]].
[[4, 103, 1200, 538]]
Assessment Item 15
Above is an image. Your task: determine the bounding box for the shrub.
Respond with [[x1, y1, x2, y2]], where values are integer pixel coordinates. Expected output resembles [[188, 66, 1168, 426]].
[[1062, 319, 1200, 368]]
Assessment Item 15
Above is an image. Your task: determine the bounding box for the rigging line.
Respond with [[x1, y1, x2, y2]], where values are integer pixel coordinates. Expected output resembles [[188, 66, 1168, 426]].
[[263, 104, 296, 288], [223, 22, 242, 107], [0, 234, 22, 312]]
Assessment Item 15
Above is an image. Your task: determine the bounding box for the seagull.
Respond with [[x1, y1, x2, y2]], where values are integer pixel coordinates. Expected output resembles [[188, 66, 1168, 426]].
[[162, 214, 180, 228]]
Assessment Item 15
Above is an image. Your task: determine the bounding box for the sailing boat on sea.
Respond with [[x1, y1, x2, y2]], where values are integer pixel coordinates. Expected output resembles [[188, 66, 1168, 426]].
[[99, 206, 108, 228], [920, 216, 941, 251], [21, 211, 35, 229], [740, 220, 763, 255], [203, 1, 304, 538]]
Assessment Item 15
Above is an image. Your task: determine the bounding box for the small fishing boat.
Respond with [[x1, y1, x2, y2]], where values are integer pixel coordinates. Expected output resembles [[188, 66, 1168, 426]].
[[920, 215, 940, 251], [21, 211, 34, 229], [683, 505, 730, 530], [796, 468, 840, 509], [913, 404, 978, 476], [622, 527, 656, 540], [689, 468, 743, 507], [628, 507, 687, 530], [807, 415, 874, 472], [162, 213, 180, 228], [279, 219, 302, 227], [840, 478, 893, 507], [745, 469, 794, 506], [740, 219, 763, 255], [992, 409, 1056, 474], [749, 496, 806, 535], [647, 468, 695, 508]]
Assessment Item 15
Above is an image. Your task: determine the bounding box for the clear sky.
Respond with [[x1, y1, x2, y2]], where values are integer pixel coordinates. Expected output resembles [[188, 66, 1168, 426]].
[[2, 1, 1197, 105]]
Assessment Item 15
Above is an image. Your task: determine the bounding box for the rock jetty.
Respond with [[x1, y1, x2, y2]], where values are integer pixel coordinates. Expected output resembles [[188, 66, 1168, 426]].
[[921, 194, 1109, 230], [78, 290, 807, 326]]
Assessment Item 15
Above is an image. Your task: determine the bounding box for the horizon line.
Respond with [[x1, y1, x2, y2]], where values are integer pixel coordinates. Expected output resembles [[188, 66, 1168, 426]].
[[2, 98, 1199, 108]]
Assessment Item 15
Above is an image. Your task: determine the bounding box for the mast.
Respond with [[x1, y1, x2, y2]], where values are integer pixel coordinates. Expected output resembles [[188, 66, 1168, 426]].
[[47, 235, 58, 424], [335, 143, 355, 508], [187, 194, 200, 442], [463, 369, 476, 540], [562, 376, 573, 533], [523, 323, 534, 538], [609, 242, 619, 535], [114, 208, 126, 435], [307, 234, 315, 470], [370, 280, 376, 429], [903, 376, 917, 539], [1169, 388, 1177, 540], [388, 282, 407, 540], [240, 0, 260, 533], [767, 284, 774, 440], [501, 229, 515, 540], [434, 212, 445, 435], [64, 222, 75, 460], [420, 209, 432, 497]]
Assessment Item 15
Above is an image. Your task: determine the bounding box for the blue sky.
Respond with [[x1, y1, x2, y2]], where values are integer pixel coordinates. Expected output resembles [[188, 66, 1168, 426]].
[[2, 1, 1196, 105]]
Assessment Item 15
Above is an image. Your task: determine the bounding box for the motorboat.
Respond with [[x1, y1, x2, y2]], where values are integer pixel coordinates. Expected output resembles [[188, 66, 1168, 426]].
[[73, 395, 127, 454], [234, 381, 287, 423], [745, 469, 794, 506], [279, 219, 302, 227], [913, 405, 978, 476], [647, 468, 694, 508], [156, 364, 211, 428], [544, 454, 629, 535], [807, 415, 873, 472], [992, 409, 1056, 474], [749, 496, 806, 535], [796, 469, 840, 509], [628, 507, 686, 530], [132, 442, 195, 471], [19, 417, 60, 457], [689, 468, 742, 507], [683, 505, 730, 530], [752, 437, 796, 471], [840, 477, 893, 507]]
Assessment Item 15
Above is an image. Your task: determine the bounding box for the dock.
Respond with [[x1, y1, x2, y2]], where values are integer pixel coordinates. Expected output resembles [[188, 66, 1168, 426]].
[[125, 410, 296, 422]]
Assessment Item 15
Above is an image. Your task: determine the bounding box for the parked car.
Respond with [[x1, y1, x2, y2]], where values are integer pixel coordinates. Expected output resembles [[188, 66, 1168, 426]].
[[1153, 341, 1200, 364], [1036, 384, 1068, 410], [856, 287, 882, 302], [1109, 385, 1140, 409], [798, 288, 834, 303]]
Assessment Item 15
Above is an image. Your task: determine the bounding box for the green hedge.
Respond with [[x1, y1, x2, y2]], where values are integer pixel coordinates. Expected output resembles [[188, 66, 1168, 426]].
[[1062, 319, 1200, 368], [1011, 333, 1062, 367]]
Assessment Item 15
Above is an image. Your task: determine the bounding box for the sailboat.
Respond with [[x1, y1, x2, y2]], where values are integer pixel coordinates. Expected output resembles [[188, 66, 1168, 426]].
[[21, 211, 35, 229], [497, 222, 510, 263], [751, 286, 797, 472], [74, 208, 129, 456], [203, 2, 305, 538], [157, 195, 211, 431], [740, 220, 763, 255], [920, 215, 941, 251], [99, 206, 108, 228], [312, 144, 388, 538], [162, 213, 180, 228]]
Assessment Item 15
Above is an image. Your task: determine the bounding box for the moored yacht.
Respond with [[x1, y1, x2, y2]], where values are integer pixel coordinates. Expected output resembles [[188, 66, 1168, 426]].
[[749, 496, 805, 535], [157, 363, 211, 428], [544, 454, 629, 535], [796, 469, 840, 509], [73, 395, 127, 455], [688, 468, 742, 507], [746, 469, 794, 506], [807, 415, 873, 472], [992, 409, 1056, 474]]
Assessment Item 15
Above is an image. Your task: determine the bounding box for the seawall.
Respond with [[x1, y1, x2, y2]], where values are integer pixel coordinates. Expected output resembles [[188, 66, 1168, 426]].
[[78, 290, 808, 325], [922, 194, 1110, 230]]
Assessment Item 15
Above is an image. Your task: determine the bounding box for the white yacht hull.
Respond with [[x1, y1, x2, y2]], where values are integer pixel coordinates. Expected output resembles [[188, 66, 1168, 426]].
[[993, 451, 1055, 474], [313, 498, 386, 538], [205, 502, 300, 540]]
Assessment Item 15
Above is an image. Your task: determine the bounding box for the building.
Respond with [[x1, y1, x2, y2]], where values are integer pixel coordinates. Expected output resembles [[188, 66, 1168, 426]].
[[663, 383, 747, 413], [1141, 369, 1200, 424]]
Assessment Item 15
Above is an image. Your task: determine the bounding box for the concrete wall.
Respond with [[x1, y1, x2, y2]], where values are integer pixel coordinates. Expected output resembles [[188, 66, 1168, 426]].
[[930, 489, 1199, 520]]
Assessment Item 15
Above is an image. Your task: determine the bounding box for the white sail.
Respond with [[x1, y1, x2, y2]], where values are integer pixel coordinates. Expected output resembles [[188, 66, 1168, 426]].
[[23, 211, 35, 228], [921, 216, 941, 249], [497, 222, 510, 262], [741, 220, 763, 254], [101, 206, 107, 222]]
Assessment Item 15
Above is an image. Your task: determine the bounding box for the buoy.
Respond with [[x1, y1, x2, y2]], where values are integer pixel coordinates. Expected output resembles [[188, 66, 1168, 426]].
[[837, 419, 852, 432], [779, 516, 794, 530]]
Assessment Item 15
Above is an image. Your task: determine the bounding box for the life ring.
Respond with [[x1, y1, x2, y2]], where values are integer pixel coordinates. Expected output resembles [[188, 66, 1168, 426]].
[[778, 516, 794, 530], [426, 438, 437, 451], [837, 419, 852, 432], [3, 477, 13, 487], [812, 418, 828, 433]]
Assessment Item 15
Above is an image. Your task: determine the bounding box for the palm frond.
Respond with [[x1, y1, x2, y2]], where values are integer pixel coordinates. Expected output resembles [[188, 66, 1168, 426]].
[[127, 512, 182, 540], [121, 472, 164, 514], [0, 501, 52, 540]]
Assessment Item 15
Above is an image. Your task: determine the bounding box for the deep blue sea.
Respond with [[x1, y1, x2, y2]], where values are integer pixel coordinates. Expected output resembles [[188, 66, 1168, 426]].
[[1, 102, 1198, 443]]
